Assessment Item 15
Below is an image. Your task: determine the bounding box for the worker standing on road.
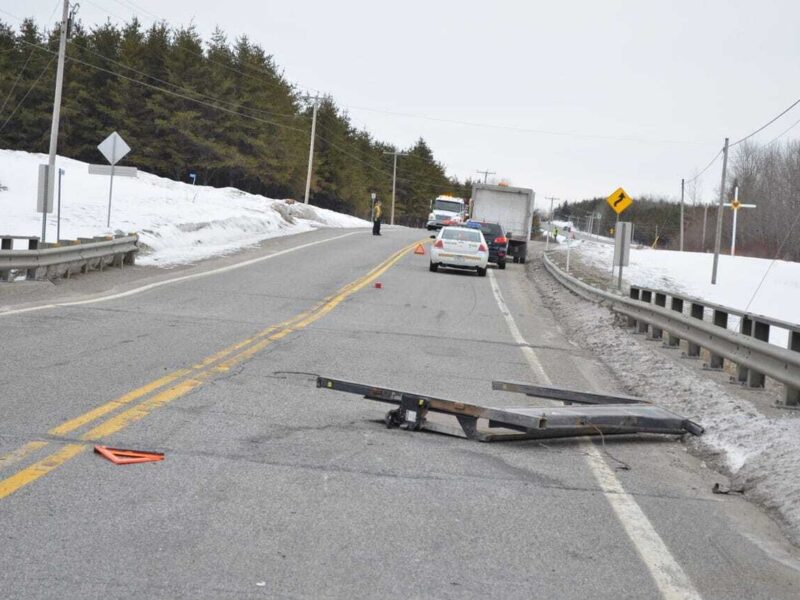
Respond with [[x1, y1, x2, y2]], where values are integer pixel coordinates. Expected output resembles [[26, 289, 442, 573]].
[[372, 200, 383, 236]]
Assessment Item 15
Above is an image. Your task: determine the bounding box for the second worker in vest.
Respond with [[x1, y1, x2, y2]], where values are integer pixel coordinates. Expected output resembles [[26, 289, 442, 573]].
[[372, 201, 382, 236]]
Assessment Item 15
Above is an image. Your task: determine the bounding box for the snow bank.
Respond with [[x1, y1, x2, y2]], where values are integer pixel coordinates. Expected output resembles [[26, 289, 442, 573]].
[[0, 149, 369, 266], [534, 261, 800, 547], [570, 240, 800, 344]]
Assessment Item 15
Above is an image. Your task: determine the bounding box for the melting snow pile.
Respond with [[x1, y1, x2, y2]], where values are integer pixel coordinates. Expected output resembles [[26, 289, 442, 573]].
[[0, 149, 369, 266], [567, 239, 800, 341]]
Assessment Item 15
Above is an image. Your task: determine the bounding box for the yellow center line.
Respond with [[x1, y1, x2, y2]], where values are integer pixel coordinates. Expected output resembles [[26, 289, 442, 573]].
[[0, 444, 87, 501], [0, 239, 424, 501], [0, 441, 50, 471]]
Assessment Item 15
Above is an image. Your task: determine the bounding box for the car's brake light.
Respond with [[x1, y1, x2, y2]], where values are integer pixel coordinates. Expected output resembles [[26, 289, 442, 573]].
[[478, 244, 488, 252], [434, 240, 444, 249], [494, 236, 508, 245]]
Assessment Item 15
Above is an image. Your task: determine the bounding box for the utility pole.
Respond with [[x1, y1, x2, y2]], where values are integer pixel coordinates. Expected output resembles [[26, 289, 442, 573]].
[[711, 137, 730, 285], [384, 150, 407, 226], [43, 0, 70, 243], [680, 178, 685, 251], [303, 95, 319, 204], [476, 169, 495, 184]]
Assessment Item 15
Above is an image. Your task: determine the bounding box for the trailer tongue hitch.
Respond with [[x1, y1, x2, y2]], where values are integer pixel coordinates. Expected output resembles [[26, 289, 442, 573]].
[[316, 377, 704, 442]]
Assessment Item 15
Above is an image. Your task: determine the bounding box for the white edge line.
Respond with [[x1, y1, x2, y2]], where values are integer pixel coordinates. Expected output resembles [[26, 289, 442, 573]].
[[0, 231, 362, 318], [487, 269, 702, 600]]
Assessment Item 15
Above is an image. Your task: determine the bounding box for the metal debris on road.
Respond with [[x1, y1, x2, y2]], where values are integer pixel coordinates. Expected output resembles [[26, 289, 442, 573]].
[[316, 376, 704, 442]]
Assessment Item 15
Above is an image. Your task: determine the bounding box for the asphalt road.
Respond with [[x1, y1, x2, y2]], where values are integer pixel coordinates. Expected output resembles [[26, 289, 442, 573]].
[[1, 227, 799, 599]]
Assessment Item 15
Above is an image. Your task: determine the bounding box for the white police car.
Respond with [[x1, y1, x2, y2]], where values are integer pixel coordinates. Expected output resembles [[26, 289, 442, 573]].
[[429, 226, 489, 277]]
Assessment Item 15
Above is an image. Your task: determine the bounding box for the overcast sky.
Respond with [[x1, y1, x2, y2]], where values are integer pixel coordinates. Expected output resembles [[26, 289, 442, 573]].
[[6, 0, 800, 206]]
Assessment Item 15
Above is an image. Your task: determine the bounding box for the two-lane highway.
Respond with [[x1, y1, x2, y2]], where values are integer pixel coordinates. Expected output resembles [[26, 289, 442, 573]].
[[2, 227, 799, 599]]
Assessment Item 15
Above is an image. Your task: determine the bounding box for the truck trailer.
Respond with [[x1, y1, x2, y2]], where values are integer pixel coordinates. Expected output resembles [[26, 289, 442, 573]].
[[470, 183, 535, 263]]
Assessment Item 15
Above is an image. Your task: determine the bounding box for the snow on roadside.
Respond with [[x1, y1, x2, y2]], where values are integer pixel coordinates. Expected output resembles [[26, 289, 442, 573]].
[[532, 260, 800, 547], [0, 149, 369, 266], [565, 239, 800, 345]]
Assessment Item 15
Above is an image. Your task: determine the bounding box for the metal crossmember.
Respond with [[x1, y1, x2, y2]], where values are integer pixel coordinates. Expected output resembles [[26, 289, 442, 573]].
[[316, 377, 703, 442]]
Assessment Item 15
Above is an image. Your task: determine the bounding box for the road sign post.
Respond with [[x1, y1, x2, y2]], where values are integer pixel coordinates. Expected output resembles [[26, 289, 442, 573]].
[[615, 222, 632, 289], [96, 131, 131, 229], [36, 164, 52, 214], [57, 168, 64, 241], [607, 187, 633, 276]]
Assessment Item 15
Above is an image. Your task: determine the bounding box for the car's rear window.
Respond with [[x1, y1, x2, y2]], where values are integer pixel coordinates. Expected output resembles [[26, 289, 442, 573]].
[[442, 229, 481, 242], [479, 223, 502, 236]]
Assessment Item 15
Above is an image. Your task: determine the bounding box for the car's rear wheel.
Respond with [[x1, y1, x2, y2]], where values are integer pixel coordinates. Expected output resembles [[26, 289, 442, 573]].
[[477, 267, 487, 277], [498, 260, 506, 270], [429, 261, 438, 272]]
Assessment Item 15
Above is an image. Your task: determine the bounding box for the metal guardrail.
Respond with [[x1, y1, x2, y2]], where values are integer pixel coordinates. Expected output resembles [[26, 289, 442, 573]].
[[542, 252, 800, 406], [0, 233, 139, 281]]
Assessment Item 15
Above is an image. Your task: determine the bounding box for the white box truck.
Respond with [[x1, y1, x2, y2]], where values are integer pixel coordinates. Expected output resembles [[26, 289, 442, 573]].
[[470, 183, 535, 263]]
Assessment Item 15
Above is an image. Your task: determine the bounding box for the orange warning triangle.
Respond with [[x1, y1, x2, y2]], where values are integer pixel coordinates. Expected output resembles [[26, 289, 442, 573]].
[[94, 445, 164, 465], [414, 244, 425, 255]]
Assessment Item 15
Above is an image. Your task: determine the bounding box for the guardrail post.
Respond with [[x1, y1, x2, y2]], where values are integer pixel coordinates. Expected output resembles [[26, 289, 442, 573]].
[[749, 320, 769, 388], [686, 302, 704, 358], [737, 317, 753, 383], [25, 238, 40, 280], [708, 309, 729, 369], [628, 287, 640, 328], [0, 237, 10, 281], [784, 331, 800, 406], [667, 297, 683, 347], [649, 293, 666, 340], [637, 290, 652, 334]]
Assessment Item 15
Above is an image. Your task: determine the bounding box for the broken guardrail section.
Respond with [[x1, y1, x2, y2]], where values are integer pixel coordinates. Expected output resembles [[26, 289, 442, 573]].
[[316, 376, 703, 442]]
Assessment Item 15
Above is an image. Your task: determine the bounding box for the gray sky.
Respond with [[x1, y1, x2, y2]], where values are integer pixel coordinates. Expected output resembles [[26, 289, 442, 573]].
[[6, 0, 800, 206]]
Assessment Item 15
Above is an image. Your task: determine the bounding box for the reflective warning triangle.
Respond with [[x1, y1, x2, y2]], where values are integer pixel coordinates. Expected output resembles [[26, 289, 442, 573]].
[[94, 445, 164, 465], [414, 244, 425, 255]]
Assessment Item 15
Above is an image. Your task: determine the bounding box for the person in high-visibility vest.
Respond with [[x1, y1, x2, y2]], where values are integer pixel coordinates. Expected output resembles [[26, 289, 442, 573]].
[[372, 201, 382, 236]]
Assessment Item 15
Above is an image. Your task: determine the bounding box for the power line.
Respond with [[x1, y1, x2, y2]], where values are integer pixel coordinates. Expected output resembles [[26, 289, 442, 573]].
[[0, 49, 35, 116], [16, 39, 310, 134], [730, 95, 800, 148], [684, 148, 723, 184], [63, 37, 306, 123], [0, 54, 56, 134], [766, 115, 800, 147], [343, 104, 710, 146], [21, 36, 458, 195], [70, 0, 323, 99]]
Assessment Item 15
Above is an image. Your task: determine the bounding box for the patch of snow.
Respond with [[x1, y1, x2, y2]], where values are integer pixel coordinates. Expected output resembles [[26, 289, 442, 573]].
[[0, 149, 369, 266], [533, 261, 800, 546], [569, 240, 800, 345]]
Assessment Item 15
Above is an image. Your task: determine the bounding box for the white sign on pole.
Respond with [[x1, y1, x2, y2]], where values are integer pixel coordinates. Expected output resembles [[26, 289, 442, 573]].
[[37, 164, 53, 213], [88, 164, 138, 177], [97, 131, 132, 228], [613, 221, 632, 267], [97, 131, 131, 165]]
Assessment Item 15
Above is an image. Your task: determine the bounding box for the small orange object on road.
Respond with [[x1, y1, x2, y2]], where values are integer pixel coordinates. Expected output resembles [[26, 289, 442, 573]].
[[414, 244, 425, 255], [94, 445, 165, 465]]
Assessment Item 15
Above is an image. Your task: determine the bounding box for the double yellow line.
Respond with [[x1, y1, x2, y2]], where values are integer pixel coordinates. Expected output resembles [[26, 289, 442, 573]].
[[0, 240, 424, 500]]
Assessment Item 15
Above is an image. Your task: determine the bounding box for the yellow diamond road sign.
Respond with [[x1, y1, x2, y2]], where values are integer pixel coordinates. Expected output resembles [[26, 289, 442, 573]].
[[607, 187, 633, 214]]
